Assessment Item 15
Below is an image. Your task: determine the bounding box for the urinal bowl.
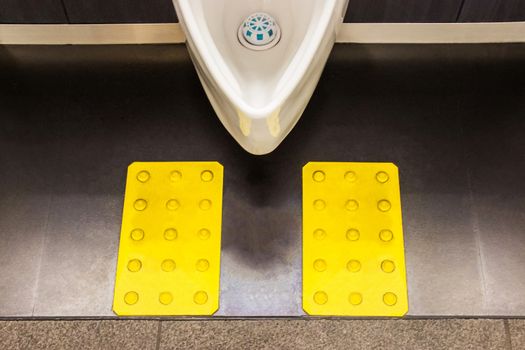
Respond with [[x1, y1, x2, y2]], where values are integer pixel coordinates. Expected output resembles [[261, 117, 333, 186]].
[[174, 0, 349, 155]]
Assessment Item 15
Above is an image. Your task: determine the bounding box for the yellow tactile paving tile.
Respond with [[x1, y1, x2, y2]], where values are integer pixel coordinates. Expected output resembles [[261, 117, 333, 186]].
[[113, 162, 223, 316], [302, 162, 408, 317]]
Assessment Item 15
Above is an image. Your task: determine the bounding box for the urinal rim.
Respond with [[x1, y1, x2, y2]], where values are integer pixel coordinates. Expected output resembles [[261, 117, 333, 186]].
[[176, 0, 339, 119]]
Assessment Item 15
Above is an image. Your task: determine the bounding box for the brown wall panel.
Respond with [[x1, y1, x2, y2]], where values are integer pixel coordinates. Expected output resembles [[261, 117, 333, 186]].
[[345, 0, 464, 22], [0, 0, 67, 23], [62, 0, 177, 23], [458, 0, 525, 22], [1, 0, 525, 25]]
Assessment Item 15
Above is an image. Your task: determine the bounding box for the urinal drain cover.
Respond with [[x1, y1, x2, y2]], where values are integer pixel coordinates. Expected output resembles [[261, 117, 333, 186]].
[[239, 12, 281, 50]]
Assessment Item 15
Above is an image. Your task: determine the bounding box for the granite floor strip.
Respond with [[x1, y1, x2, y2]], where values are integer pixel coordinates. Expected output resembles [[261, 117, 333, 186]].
[[0, 320, 159, 350], [158, 319, 507, 350], [509, 320, 525, 350], [0, 319, 513, 350]]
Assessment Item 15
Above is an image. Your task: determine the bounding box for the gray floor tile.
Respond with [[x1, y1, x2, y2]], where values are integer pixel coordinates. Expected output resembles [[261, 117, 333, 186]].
[[0, 320, 159, 350], [32, 196, 122, 317], [159, 319, 507, 350], [0, 195, 50, 316], [509, 320, 525, 350], [462, 98, 525, 316]]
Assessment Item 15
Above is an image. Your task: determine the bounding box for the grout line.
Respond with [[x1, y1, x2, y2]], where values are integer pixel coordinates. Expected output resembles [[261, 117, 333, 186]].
[[454, 0, 467, 22], [30, 195, 54, 316], [2, 316, 525, 321], [465, 167, 489, 310], [58, 0, 71, 24], [456, 99, 488, 311], [504, 319, 513, 350], [29, 102, 67, 317], [155, 320, 162, 350]]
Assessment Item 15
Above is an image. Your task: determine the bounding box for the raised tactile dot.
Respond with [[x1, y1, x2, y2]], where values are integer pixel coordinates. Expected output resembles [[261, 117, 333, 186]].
[[313, 291, 328, 305], [196, 259, 210, 272], [201, 170, 214, 182], [166, 199, 180, 211], [159, 292, 173, 305], [313, 228, 326, 240], [313, 259, 327, 272], [164, 228, 178, 241], [349, 292, 363, 305], [199, 199, 212, 210], [377, 199, 391, 212], [127, 259, 142, 272], [198, 228, 211, 240], [133, 199, 147, 211], [136, 171, 150, 183], [313, 199, 326, 210], [312, 171, 325, 182], [347, 260, 361, 272], [379, 229, 394, 242], [130, 228, 144, 241], [345, 199, 359, 211], [194, 291, 208, 305], [346, 228, 360, 241], [344, 171, 357, 182], [170, 170, 182, 182], [383, 292, 397, 306], [376, 171, 389, 183], [124, 291, 139, 305], [381, 260, 396, 273], [161, 259, 176, 272]]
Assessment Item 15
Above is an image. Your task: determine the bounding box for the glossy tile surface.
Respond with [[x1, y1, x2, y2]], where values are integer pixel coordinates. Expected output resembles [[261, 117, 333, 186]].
[[0, 44, 524, 317]]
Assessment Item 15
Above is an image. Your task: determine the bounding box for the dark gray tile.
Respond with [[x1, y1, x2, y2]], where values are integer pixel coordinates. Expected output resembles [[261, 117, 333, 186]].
[[0, 320, 158, 350], [0, 0, 67, 24], [0, 196, 49, 316], [0, 69, 64, 316], [32, 196, 122, 317], [62, 0, 177, 23], [461, 86, 525, 316], [159, 319, 507, 350], [458, 0, 525, 22], [345, 0, 463, 22], [509, 320, 525, 350]]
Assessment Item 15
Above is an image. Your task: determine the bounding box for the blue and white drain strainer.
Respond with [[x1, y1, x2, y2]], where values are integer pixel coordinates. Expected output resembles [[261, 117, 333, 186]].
[[238, 12, 281, 50]]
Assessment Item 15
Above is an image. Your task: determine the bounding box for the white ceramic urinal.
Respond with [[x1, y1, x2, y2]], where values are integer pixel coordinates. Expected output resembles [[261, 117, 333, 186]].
[[173, 0, 349, 155]]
